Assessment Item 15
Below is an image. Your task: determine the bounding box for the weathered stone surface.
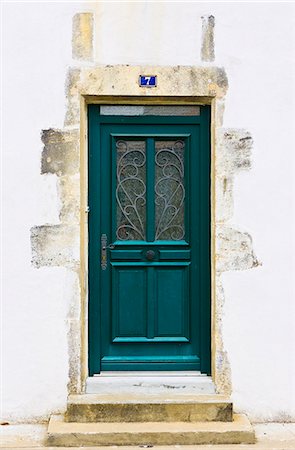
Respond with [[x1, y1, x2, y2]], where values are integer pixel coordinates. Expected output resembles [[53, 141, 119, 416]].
[[201, 15, 215, 62], [66, 64, 227, 98], [58, 175, 80, 224], [214, 129, 253, 224], [81, 65, 228, 97], [213, 127, 259, 401], [72, 13, 93, 61], [214, 275, 232, 396], [30, 224, 79, 269], [64, 69, 81, 126], [41, 129, 79, 176], [215, 176, 234, 223], [67, 318, 82, 394], [65, 394, 233, 423], [85, 375, 215, 395], [216, 226, 260, 272], [215, 98, 225, 127], [65, 65, 228, 125], [216, 129, 253, 177], [47, 414, 255, 446]]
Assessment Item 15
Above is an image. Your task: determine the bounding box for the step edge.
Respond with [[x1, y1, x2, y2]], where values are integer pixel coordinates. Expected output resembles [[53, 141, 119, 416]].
[[48, 413, 253, 433], [67, 394, 232, 405], [47, 415, 255, 446], [65, 405, 233, 423]]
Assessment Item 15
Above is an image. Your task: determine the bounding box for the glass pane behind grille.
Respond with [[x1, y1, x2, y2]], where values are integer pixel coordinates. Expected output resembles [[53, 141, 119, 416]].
[[155, 141, 185, 240], [116, 140, 146, 240], [101, 105, 200, 116]]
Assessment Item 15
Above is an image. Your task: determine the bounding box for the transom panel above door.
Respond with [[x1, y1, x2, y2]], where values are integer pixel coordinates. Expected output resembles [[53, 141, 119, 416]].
[[88, 106, 211, 374]]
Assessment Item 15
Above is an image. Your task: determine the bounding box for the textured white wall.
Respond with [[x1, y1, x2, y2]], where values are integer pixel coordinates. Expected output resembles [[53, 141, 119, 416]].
[[2, 1, 90, 422], [2, 1, 295, 421]]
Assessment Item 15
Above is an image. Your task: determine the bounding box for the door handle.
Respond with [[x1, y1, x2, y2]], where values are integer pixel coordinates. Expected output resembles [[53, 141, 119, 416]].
[[101, 234, 115, 270], [145, 250, 155, 261]]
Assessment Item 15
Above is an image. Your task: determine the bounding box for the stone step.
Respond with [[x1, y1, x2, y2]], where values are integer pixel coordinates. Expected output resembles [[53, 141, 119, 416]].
[[85, 374, 215, 395], [47, 414, 255, 447], [65, 394, 233, 423]]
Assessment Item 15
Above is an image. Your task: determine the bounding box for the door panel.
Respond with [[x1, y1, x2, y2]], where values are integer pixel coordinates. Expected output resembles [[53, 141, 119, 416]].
[[88, 107, 211, 374], [155, 265, 189, 339], [112, 267, 147, 338]]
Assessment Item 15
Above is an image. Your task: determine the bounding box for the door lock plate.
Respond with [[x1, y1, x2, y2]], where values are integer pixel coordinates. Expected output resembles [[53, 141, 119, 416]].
[[101, 234, 107, 270], [101, 234, 115, 270]]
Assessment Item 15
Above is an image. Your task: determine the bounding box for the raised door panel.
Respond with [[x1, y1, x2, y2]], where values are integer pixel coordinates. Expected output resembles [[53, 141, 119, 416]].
[[155, 265, 189, 340], [112, 267, 147, 339]]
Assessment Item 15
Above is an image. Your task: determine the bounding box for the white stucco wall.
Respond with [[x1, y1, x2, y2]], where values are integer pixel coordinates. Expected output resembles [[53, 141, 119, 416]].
[[2, 1, 295, 422]]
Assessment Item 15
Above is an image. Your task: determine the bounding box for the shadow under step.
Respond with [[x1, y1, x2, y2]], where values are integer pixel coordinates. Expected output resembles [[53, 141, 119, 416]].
[[47, 414, 255, 447]]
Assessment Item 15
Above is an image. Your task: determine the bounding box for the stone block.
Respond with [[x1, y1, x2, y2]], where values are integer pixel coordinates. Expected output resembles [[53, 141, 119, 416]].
[[72, 13, 93, 61], [47, 413, 255, 446], [65, 394, 233, 423], [216, 225, 259, 272], [216, 129, 253, 177], [31, 224, 79, 269], [41, 129, 79, 177], [201, 15, 215, 62]]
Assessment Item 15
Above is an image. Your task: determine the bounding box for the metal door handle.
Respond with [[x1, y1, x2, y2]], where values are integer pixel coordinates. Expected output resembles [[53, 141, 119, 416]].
[[102, 244, 115, 251], [101, 234, 115, 270]]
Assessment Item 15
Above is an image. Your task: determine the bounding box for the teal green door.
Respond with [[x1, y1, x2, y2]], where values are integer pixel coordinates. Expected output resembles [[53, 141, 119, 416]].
[[89, 106, 211, 374]]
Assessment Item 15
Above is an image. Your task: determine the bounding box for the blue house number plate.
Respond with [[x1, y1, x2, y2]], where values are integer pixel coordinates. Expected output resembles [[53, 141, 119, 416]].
[[139, 75, 157, 87]]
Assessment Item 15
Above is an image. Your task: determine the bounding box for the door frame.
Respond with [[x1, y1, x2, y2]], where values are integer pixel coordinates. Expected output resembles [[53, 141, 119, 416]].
[[88, 110, 211, 374], [82, 97, 214, 381]]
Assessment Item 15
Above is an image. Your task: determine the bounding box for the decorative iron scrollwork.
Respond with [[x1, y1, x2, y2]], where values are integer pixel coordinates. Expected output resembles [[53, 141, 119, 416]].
[[155, 141, 185, 240], [116, 140, 146, 240]]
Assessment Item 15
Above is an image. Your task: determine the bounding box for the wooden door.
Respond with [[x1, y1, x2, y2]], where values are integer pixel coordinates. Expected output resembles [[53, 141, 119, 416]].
[[88, 106, 211, 374]]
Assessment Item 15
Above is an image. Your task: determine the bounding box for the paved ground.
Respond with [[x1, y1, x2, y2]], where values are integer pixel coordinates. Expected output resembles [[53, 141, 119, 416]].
[[1, 423, 295, 449]]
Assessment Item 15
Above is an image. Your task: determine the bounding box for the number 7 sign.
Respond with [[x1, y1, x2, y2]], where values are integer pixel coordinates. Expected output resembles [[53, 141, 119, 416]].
[[139, 75, 157, 87]]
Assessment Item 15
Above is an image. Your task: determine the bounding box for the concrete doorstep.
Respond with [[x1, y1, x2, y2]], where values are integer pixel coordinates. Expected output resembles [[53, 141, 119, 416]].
[[46, 414, 254, 446], [65, 394, 232, 423], [1, 423, 295, 449]]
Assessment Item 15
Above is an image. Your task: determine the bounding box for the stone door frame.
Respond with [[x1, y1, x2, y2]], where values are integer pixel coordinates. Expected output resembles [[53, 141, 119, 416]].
[[32, 65, 258, 396]]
